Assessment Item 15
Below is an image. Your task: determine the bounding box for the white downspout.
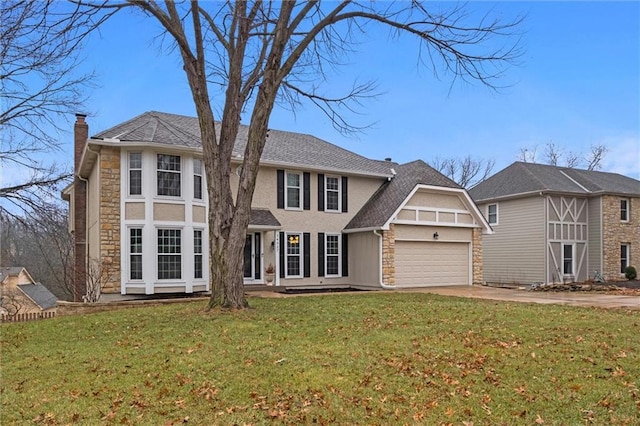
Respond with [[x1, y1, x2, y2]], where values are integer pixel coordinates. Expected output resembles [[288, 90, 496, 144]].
[[373, 230, 396, 290]]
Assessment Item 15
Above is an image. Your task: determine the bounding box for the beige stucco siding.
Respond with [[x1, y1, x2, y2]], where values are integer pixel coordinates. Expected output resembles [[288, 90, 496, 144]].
[[193, 206, 206, 223], [406, 192, 465, 210], [394, 225, 472, 242], [153, 203, 185, 221], [480, 197, 546, 284], [125, 202, 145, 220], [348, 231, 381, 287]]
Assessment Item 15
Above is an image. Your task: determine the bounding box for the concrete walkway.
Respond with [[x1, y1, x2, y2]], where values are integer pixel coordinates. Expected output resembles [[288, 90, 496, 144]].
[[401, 285, 640, 310]]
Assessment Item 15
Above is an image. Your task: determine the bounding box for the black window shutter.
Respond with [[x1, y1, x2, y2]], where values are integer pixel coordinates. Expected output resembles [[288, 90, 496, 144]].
[[342, 233, 349, 277], [277, 170, 284, 209], [303, 232, 311, 277], [318, 233, 325, 277], [303, 172, 311, 210], [254, 233, 261, 279], [317, 174, 325, 211], [279, 232, 285, 278], [342, 176, 348, 213]]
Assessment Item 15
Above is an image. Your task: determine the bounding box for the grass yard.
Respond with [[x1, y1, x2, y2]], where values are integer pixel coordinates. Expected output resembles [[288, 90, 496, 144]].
[[1, 293, 639, 425]]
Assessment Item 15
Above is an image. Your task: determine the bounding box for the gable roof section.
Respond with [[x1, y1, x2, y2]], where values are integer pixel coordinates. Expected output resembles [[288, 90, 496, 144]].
[[91, 111, 394, 178], [18, 283, 58, 310], [470, 162, 640, 202], [345, 160, 462, 230]]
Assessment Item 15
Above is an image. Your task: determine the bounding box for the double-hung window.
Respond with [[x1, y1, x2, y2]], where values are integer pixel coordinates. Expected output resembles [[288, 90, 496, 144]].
[[129, 228, 143, 280], [285, 172, 301, 209], [620, 198, 629, 222], [325, 234, 340, 276], [325, 176, 340, 212], [193, 159, 203, 200], [194, 230, 203, 279], [286, 232, 302, 277], [621, 244, 630, 274], [129, 152, 142, 196], [563, 244, 574, 275], [487, 204, 498, 225], [157, 229, 182, 279], [157, 154, 181, 197]]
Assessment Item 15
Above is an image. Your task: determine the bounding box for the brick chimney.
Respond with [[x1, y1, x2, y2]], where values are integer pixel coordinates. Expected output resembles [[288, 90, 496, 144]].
[[73, 114, 88, 301]]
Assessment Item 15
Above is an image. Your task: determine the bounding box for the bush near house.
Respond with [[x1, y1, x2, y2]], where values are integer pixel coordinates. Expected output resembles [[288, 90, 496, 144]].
[[2, 293, 639, 425], [624, 266, 637, 280]]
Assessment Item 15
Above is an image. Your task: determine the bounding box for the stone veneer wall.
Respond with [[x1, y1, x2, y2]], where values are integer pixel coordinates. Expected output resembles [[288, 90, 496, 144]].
[[381, 224, 396, 285], [601, 195, 640, 281], [99, 147, 121, 293], [472, 228, 483, 285]]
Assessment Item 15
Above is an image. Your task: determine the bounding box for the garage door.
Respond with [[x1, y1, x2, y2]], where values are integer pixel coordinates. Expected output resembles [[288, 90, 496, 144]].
[[395, 241, 470, 287]]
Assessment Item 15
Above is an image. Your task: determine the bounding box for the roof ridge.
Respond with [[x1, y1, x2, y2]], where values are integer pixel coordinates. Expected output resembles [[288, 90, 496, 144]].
[[517, 162, 550, 189]]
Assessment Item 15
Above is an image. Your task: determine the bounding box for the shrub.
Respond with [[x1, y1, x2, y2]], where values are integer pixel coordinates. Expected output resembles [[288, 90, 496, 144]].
[[624, 266, 637, 280]]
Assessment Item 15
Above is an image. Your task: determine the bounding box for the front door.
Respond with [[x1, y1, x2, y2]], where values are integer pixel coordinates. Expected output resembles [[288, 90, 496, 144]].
[[243, 233, 262, 283]]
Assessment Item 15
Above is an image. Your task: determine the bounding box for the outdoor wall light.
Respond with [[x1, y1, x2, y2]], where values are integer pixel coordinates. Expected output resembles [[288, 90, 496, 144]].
[[433, 232, 439, 240]]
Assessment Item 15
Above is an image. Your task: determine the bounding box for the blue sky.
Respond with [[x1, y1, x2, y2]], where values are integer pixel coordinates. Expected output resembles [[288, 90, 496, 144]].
[[77, 1, 639, 180]]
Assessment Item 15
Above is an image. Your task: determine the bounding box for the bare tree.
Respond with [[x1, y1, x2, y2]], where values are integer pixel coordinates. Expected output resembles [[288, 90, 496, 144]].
[[0, 0, 114, 218], [81, 1, 522, 309], [519, 142, 608, 170], [83, 258, 113, 302], [430, 156, 495, 188]]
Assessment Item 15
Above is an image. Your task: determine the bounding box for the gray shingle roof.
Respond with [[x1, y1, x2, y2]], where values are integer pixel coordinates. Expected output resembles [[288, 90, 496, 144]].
[[249, 208, 281, 228], [18, 283, 58, 310], [469, 162, 640, 202], [345, 160, 460, 230], [93, 111, 394, 177]]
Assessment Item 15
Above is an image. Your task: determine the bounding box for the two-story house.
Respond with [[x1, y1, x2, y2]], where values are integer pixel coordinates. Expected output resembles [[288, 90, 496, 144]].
[[470, 162, 640, 285], [63, 111, 492, 298]]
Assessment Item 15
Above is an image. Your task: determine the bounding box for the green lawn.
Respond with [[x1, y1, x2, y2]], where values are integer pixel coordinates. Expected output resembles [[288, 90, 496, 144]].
[[2, 293, 639, 425]]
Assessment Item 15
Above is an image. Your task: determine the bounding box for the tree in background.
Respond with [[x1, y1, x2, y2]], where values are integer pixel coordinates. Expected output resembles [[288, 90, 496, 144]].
[[0, 0, 113, 218], [430, 156, 495, 188], [518, 142, 608, 171], [79, 1, 522, 309]]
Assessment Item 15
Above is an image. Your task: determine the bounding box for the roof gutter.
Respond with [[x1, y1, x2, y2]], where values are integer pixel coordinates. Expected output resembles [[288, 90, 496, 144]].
[[373, 230, 396, 290]]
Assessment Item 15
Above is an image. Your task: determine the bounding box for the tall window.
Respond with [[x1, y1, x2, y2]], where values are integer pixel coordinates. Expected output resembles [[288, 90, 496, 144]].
[[157, 229, 181, 279], [620, 198, 629, 222], [130, 228, 143, 280], [325, 234, 340, 276], [487, 204, 498, 225], [325, 176, 340, 211], [194, 230, 203, 279], [193, 159, 203, 200], [563, 244, 573, 275], [157, 154, 181, 197], [286, 233, 302, 277], [129, 152, 142, 196], [285, 172, 301, 209], [621, 244, 630, 274]]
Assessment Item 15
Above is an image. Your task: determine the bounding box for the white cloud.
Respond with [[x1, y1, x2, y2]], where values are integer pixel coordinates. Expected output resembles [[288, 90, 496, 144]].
[[601, 137, 640, 179]]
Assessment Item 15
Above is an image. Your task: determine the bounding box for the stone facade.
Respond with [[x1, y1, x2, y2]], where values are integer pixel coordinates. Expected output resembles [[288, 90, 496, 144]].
[[602, 195, 640, 281], [472, 227, 483, 285], [99, 147, 121, 293], [381, 224, 396, 285]]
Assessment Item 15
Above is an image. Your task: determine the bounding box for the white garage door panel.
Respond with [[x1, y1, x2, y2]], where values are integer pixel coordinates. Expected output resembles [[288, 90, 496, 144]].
[[395, 241, 469, 287]]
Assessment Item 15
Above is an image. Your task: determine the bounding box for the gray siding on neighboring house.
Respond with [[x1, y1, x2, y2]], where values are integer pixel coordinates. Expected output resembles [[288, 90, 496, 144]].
[[481, 197, 546, 284], [587, 197, 602, 279], [349, 231, 381, 288]]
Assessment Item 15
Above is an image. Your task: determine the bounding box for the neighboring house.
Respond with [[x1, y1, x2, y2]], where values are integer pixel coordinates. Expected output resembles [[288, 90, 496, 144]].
[[469, 162, 640, 285], [0, 266, 58, 319], [63, 111, 491, 298]]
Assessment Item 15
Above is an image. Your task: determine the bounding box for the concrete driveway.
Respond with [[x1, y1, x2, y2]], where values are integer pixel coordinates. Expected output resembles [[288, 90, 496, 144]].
[[405, 285, 640, 310]]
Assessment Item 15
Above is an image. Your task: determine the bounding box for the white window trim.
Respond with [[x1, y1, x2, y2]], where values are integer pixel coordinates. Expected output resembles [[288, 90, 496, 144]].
[[487, 203, 498, 225], [285, 232, 303, 278], [194, 228, 204, 280], [324, 175, 341, 212], [156, 153, 183, 199], [285, 171, 303, 211], [620, 243, 630, 275], [156, 227, 183, 281], [193, 158, 203, 201], [128, 152, 143, 198], [325, 233, 341, 277], [621, 198, 630, 222], [128, 226, 144, 281], [562, 243, 574, 276]]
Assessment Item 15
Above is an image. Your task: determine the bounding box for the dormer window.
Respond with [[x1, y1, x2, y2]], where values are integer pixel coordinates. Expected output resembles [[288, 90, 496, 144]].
[[620, 198, 629, 222], [157, 154, 181, 197]]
